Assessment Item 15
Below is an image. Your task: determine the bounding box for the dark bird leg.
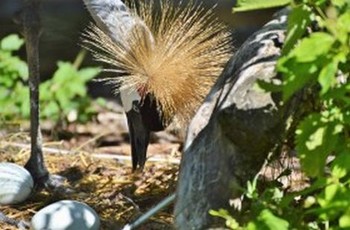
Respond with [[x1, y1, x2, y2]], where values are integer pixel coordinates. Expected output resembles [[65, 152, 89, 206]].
[[21, 0, 48, 185], [1, 2, 63, 226], [20, 0, 71, 192]]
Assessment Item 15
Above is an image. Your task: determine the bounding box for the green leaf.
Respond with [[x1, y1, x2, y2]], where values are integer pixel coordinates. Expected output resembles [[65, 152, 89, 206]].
[[52, 61, 78, 83], [332, 0, 346, 8], [296, 114, 341, 177], [209, 209, 240, 229], [293, 33, 335, 63], [338, 12, 350, 33], [278, 32, 336, 101], [78, 67, 101, 81], [282, 5, 312, 55], [233, 0, 290, 12], [16, 60, 29, 79], [340, 208, 350, 228], [331, 151, 350, 179], [247, 209, 289, 230], [16, 85, 30, 117], [256, 79, 282, 93], [318, 60, 338, 95], [324, 184, 339, 203], [55, 89, 71, 109], [41, 101, 60, 119], [246, 175, 259, 199], [95, 97, 106, 106], [1, 34, 24, 51], [68, 82, 86, 97], [258, 209, 289, 230], [336, 11, 350, 44], [305, 126, 325, 150], [277, 57, 319, 101]]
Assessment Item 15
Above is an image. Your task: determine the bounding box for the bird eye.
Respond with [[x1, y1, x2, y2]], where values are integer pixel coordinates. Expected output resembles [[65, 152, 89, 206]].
[[132, 101, 140, 113]]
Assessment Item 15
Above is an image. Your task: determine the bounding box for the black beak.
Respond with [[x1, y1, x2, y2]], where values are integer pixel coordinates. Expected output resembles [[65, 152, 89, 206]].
[[125, 103, 150, 171], [124, 94, 165, 171]]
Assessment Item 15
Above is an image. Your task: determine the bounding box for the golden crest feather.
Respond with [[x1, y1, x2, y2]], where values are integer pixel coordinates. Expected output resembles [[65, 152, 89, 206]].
[[83, 0, 232, 126]]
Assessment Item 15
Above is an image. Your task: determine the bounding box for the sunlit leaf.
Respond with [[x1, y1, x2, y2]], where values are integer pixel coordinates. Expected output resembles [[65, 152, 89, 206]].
[[78, 67, 101, 81], [247, 209, 289, 230], [293, 33, 335, 63], [233, 0, 290, 12], [318, 60, 338, 95], [209, 209, 240, 229], [296, 114, 340, 177], [340, 208, 350, 228], [259, 209, 289, 230], [278, 57, 319, 101], [282, 5, 312, 54], [0, 34, 24, 51]]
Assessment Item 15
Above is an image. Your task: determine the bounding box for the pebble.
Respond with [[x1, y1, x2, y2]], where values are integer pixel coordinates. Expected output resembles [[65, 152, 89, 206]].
[[0, 162, 34, 205], [31, 200, 100, 230]]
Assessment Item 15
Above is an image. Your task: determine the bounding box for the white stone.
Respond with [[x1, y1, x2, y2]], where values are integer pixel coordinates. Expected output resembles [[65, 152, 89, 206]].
[[31, 200, 100, 230], [0, 162, 34, 205]]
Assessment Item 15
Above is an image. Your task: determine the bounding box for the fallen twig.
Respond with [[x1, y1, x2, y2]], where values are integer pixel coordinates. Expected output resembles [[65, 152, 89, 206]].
[[0, 211, 30, 230], [120, 193, 141, 213]]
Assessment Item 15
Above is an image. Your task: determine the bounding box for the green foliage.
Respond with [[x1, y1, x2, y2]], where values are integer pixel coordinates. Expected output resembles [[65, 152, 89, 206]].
[[233, 0, 290, 12], [282, 4, 312, 54], [0, 34, 29, 119], [40, 60, 101, 124], [246, 209, 289, 230], [0, 34, 102, 124], [210, 209, 240, 229], [1, 34, 25, 51], [211, 0, 350, 229], [211, 176, 292, 229]]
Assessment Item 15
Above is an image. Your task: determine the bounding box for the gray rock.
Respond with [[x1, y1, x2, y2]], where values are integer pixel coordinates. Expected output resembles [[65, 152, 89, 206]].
[[31, 200, 100, 230], [175, 8, 297, 229], [0, 162, 33, 205]]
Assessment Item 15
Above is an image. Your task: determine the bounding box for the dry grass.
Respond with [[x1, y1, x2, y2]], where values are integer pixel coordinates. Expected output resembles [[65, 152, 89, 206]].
[[0, 121, 179, 229]]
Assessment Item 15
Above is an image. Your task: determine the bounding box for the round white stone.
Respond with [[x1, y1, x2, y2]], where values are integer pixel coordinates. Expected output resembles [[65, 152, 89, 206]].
[[31, 200, 100, 230], [0, 162, 34, 205]]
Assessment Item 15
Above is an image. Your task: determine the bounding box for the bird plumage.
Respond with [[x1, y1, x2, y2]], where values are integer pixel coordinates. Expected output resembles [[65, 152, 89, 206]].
[[83, 0, 232, 169], [83, 0, 232, 126]]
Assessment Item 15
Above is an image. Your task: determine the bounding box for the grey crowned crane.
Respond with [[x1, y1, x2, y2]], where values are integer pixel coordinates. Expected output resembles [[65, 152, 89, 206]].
[[82, 0, 232, 171]]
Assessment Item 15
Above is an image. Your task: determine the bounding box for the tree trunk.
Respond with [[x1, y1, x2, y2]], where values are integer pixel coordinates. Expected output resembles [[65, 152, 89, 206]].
[[175, 8, 296, 229]]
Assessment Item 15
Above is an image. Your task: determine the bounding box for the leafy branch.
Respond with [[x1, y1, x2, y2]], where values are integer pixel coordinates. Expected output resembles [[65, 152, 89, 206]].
[[212, 0, 350, 228]]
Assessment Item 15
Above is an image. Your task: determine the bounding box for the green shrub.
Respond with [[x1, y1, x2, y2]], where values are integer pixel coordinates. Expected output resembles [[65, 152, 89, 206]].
[[39, 59, 102, 124], [0, 34, 103, 125], [212, 0, 350, 229], [0, 34, 30, 119]]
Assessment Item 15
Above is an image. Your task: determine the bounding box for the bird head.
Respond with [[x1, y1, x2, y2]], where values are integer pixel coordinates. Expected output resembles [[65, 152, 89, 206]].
[[83, 0, 232, 170], [119, 85, 164, 170]]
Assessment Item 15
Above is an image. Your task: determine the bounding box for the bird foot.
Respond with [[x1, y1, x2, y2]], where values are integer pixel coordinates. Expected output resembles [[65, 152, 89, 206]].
[[30, 173, 74, 195], [25, 160, 74, 195], [43, 174, 75, 195]]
